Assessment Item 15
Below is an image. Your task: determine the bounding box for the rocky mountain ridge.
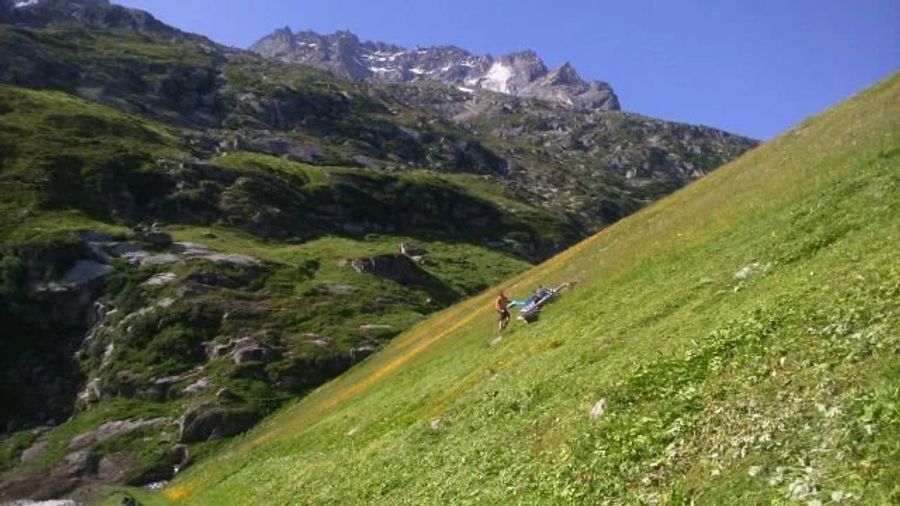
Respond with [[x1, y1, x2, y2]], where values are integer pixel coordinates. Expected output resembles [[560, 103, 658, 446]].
[[251, 27, 621, 111], [0, 0, 187, 37]]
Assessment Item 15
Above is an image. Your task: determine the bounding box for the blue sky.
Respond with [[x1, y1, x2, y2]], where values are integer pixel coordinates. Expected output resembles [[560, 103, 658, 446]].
[[119, 0, 899, 139]]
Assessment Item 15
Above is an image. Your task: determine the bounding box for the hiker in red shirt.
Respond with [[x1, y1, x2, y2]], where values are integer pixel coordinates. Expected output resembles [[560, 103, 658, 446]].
[[494, 291, 510, 332]]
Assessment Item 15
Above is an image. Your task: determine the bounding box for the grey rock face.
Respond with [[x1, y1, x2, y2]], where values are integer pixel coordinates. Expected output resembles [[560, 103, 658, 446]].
[[68, 418, 171, 451], [231, 339, 274, 364], [43, 260, 111, 291], [251, 28, 620, 112]]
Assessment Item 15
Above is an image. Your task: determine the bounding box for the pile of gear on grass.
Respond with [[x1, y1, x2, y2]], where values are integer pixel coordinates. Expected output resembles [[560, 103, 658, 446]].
[[493, 281, 576, 334]]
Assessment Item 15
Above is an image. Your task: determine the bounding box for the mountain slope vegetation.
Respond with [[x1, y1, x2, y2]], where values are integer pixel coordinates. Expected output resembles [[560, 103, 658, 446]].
[[125, 74, 900, 505], [0, 0, 755, 500]]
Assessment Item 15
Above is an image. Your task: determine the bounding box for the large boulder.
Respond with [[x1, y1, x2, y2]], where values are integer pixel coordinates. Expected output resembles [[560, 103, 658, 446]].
[[348, 253, 423, 284], [399, 241, 425, 257], [231, 341, 274, 364], [179, 404, 258, 443], [132, 223, 172, 248]]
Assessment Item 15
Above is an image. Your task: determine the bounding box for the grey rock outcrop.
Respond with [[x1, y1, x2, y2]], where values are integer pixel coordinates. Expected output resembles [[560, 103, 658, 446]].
[[179, 404, 258, 443], [348, 253, 423, 284], [231, 339, 274, 364], [68, 418, 172, 451], [19, 440, 49, 464], [251, 28, 620, 112]]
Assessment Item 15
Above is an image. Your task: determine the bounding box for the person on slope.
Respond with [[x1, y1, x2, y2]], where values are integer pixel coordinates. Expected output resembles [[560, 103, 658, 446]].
[[519, 285, 551, 313], [494, 291, 511, 332], [532, 285, 552, 303]]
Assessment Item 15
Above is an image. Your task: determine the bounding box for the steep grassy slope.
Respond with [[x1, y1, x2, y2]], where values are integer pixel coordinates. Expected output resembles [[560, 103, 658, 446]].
[[114, 74, 900, 505], [0, 5, 752, 500]]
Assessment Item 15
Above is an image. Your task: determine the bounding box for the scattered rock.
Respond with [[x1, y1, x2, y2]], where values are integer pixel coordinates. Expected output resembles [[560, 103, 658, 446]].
[[170, 242, 211, 255], [399, 242, 425, 257], [77, 378, 103, 406], [319, 284, 356, 295], [589, 398, 606, 420], [733, 262, 769, 280], [152, 371, 194, 387], [181, 377, 210, 396], [206, 341, 236, 360], [19, 440, 49, 463], [157, 297, 176, 308], [68, 418, 171, 451], [134, 223, 173, 248], [831, 490, 854, 502], [231, 340, 274, 364], [349, 345, 377, 361], [203, 253, 261, 267], [359, 324, 393, 332], [140, 253, 181, 266], [304, 334, 331, 348], [144, 272, 177, 286], [216, 388, 241, 403], [787, 479, 812, 501]]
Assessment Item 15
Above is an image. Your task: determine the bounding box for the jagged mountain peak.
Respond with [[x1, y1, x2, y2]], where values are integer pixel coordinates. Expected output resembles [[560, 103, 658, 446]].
[[548, 62, 581, 84], [251, 28, 621, 111], [1, 0, 184, 36], [271, 25, 293, 37]]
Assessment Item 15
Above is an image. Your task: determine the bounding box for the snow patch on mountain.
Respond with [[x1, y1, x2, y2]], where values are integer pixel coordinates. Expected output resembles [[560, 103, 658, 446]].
[[480, 61, 513, 93]]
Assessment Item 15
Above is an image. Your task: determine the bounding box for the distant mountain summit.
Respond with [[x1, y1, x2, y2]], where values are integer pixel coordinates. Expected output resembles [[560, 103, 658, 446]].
[[251, 27, 621, 111], [0, 0, 185, 36]]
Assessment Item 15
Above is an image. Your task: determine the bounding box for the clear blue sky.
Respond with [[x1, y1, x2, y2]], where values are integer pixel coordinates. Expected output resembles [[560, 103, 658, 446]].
[[119, 0, 898, 139]]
